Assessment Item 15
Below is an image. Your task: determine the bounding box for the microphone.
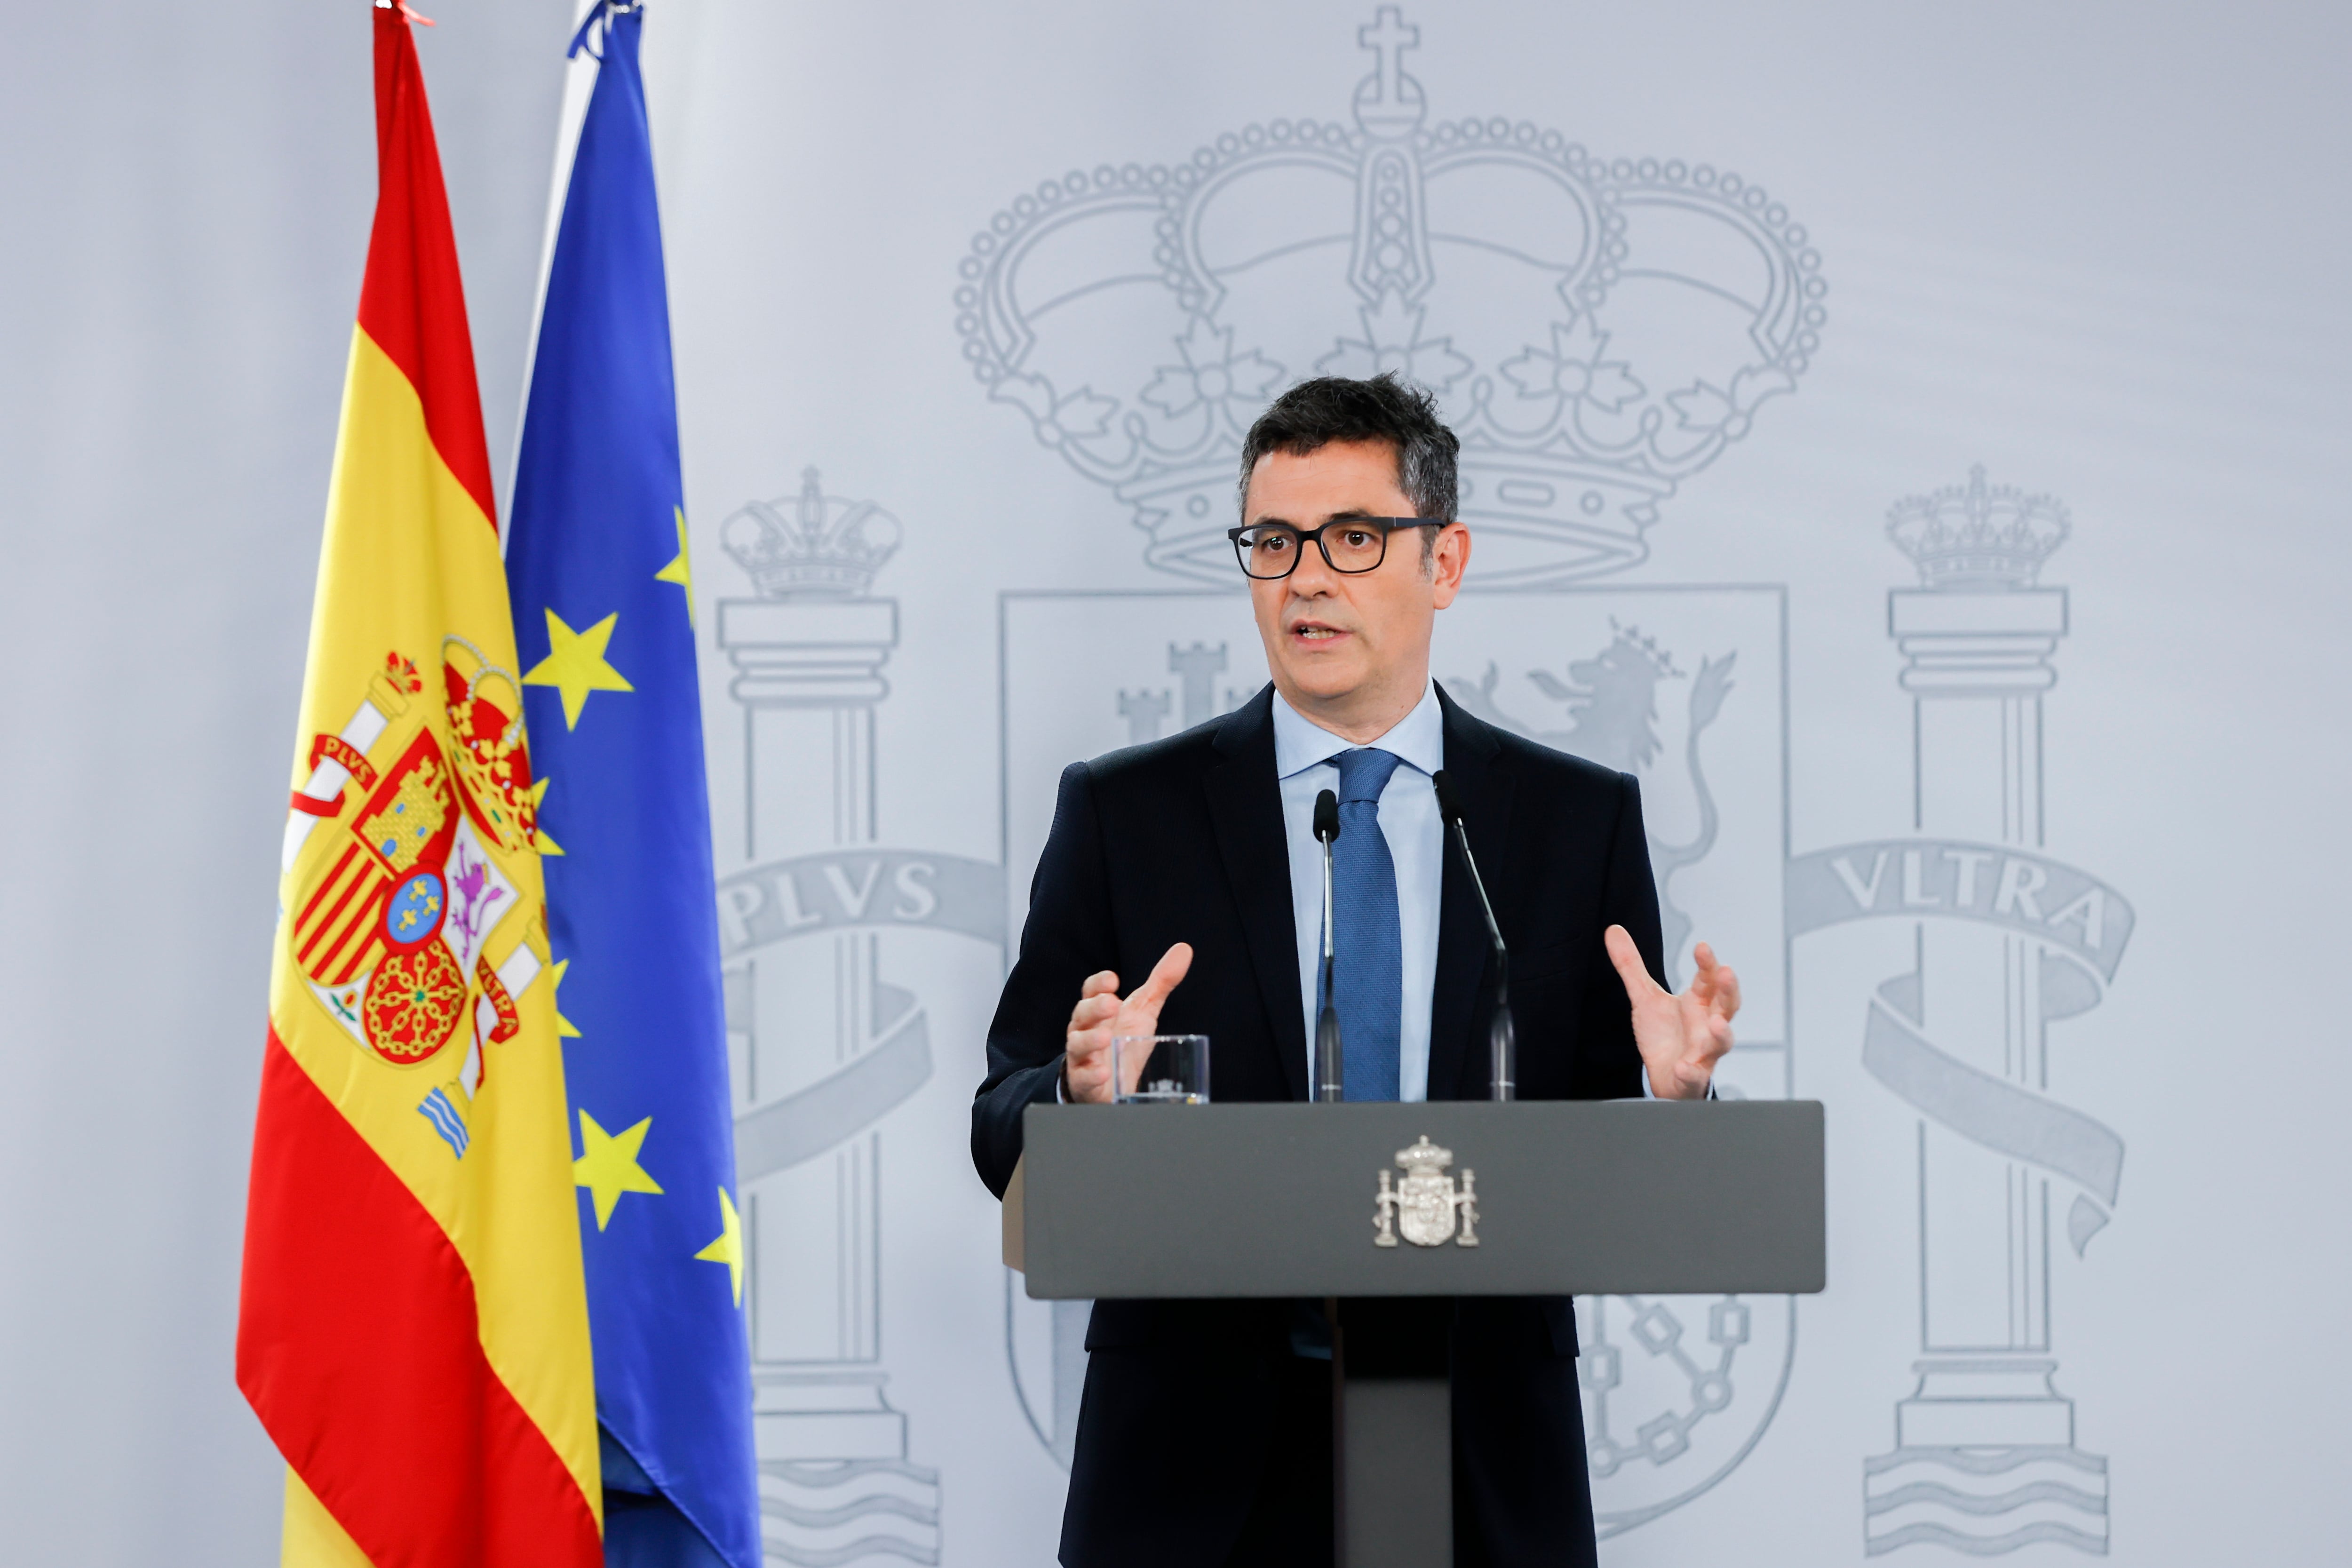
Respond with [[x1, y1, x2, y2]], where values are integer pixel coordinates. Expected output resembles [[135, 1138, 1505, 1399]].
[[1313, 788, 1343, 1103], [1431, 770, 1514, 1101]]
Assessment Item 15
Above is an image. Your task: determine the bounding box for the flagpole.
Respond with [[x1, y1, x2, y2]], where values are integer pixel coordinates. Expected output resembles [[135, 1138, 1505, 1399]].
[[507, 0, 609, 544]]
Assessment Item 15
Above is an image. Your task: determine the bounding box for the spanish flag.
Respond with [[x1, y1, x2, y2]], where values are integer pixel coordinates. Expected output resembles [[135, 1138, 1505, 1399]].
[[237, 7, 600, 1565]]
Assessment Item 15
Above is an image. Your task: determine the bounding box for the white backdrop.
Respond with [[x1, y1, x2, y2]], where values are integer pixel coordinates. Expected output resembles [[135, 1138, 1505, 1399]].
[[0, 2, 573, 1560], [4, 1, 2349, 1563]]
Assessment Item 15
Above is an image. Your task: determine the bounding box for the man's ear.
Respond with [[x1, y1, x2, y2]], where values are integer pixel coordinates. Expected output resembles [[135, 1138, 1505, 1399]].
[[1429, 523, 1471, 608]]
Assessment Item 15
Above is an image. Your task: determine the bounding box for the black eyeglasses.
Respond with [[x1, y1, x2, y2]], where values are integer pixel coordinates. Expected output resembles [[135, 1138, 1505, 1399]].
[[1226, 517, 1446, 580]]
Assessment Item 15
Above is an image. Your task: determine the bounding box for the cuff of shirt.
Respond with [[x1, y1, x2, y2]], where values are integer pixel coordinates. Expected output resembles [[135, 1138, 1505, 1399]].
[[1639, 1070, 1719, 1101]]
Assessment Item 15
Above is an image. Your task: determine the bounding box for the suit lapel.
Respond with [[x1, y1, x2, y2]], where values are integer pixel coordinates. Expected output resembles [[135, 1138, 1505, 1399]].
[[1427, 684, 1512, 1103], [1203, 689, 1311, 1101]]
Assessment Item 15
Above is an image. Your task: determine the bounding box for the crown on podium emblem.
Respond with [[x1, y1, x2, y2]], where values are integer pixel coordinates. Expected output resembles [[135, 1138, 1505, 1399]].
[[1888, 464, 2070, 589], [956, 7, 1826, 584], [720, 467, 902, 600]]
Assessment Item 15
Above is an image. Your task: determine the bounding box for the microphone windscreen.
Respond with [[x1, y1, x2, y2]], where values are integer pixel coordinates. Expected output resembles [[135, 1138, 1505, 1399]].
[[1431, 768, 1462, 825], [1313, 788, 1340, 842]]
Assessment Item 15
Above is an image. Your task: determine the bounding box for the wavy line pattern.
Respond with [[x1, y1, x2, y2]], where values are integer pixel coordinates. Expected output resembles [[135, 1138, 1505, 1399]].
[[762, 1493, 940, 1530], [763, 1537, 938, 1568], [1867, 1480, 2106, 1517], [1864, 1444, 2110, 1557], [758, 1458, 941, 1568], [1868, 1521, 2111, 1556]]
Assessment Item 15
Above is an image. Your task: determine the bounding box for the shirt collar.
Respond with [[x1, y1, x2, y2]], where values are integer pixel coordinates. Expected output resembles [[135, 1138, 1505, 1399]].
[[1271, 679, 1445, 781]]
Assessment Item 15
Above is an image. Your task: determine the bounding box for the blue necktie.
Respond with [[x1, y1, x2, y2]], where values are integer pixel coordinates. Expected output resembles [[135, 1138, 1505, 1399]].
[[1325, 747, 1404, 1101]]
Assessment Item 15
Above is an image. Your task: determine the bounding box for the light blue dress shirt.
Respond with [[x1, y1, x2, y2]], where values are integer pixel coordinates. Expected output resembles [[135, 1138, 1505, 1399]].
[[1272, 683, 1447, 1100], [1271, 683, 1660, 1102]]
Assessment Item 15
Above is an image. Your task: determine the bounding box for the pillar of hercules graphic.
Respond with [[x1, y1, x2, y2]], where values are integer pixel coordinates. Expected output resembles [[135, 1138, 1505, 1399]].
[[717, 472, 941, 1564], [1869, 475, 2109, 1554]]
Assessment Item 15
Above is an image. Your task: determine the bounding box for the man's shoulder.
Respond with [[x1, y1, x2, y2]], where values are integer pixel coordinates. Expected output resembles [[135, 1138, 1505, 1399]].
[[1493, 726, 1632, 796], [1441, 687, 1633, 801], [1075, 724, 1219, 790], [1068, 686, 1270, 798]]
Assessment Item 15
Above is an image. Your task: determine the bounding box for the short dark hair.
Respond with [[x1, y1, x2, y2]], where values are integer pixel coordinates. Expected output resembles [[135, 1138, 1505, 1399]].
[[1237, 373, 1460, 526]]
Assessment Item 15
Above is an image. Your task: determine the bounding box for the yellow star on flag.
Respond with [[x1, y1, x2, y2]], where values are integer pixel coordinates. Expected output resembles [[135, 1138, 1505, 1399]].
[[695, 1186, 746, 1306], [547, 957, 582, 1039], [573, 1110, 663, 1231], [654, 505, 693, 623], [529, 775, 563, 857], [523, 608, 634, 730]]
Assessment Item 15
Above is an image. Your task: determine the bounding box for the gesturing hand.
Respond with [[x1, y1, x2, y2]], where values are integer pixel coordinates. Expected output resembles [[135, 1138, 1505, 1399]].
[[1061, 943, 1194, 1104], [1604, 924, 1739, 1100]]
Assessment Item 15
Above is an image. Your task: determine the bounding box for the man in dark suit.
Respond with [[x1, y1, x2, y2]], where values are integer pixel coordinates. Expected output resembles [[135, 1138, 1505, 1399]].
[[972, 374, 1740, 1568]]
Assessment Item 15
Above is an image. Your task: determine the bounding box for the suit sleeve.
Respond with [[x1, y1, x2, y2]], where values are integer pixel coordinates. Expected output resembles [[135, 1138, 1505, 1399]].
[[1573, 770, 1666, 1100], [971, 760, 1119, 1197]]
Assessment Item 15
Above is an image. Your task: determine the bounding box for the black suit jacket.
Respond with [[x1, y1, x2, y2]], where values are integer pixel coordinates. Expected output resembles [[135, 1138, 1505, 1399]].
[[973, 683, 1666, 1567]]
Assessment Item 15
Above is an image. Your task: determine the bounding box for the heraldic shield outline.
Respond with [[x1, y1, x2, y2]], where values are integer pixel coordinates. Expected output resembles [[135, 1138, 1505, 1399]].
[[284, 641, 546, 1148]]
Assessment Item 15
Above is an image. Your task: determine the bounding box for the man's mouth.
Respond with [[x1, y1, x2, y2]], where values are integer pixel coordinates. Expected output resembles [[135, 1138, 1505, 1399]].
[[1290, 621, 1347, 644]]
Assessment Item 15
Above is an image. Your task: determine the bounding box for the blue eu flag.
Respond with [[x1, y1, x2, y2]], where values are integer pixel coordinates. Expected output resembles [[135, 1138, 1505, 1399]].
[[507, 6, 758, 1566]]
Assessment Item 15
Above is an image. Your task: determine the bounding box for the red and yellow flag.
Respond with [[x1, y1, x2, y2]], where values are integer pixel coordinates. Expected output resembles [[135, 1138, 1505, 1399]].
[[237, 9, 599, 1565]]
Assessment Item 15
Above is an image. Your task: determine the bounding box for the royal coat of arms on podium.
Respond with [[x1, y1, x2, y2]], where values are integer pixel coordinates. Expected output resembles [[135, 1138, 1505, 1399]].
[[1375, 1136, 1481, 1248]]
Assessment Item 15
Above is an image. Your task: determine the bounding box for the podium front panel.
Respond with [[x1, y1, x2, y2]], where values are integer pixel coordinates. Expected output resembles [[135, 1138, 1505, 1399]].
[[1015, 1100, 1824, 1300]]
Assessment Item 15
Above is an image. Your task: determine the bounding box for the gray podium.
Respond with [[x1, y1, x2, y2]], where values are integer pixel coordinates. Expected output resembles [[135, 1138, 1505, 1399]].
[[1003, 1099, 1825, 1568]]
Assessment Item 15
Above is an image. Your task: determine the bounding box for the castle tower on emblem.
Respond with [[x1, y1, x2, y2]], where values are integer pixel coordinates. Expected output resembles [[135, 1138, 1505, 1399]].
[[716, 470, 941, 1565], [1861, 467, 2122, 1555]]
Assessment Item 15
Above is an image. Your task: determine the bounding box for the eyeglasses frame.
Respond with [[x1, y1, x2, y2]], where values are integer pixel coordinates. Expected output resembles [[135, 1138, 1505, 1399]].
[[1224, 515, 1450, 580]]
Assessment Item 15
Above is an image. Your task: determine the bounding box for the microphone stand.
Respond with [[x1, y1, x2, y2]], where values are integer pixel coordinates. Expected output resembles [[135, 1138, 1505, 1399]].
[[1310, 788, 1347, 1554], [1432, 770, 1513, 1101], [1313, 788, 1343, 1103]]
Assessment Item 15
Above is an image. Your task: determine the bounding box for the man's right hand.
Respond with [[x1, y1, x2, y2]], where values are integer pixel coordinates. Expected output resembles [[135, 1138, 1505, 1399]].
[[1062, 943, 1194, 1104]]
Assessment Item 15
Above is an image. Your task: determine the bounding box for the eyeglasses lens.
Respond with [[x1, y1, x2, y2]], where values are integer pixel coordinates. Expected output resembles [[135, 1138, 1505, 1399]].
[[1322, 525, 1385, 571], [1238, 527, 1296, 578]]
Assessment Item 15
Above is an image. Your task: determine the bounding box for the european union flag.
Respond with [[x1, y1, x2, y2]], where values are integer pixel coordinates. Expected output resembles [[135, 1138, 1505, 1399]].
[[507, 6, 758, 1566]]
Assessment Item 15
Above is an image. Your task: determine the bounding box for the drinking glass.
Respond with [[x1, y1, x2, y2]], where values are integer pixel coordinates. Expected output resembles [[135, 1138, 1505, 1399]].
[[1112, 1034, 1210, 1104]]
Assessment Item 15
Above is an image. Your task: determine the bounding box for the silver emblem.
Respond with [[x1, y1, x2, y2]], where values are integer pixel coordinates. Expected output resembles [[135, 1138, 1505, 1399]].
[[1374, 1135, 1481, 1248]]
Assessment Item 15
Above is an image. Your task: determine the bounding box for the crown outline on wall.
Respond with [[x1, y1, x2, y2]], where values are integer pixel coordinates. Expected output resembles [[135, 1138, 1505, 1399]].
[[1888, 464, 2070, 590], [954, 6, 1828, 586], [721, 468, 903, 601]]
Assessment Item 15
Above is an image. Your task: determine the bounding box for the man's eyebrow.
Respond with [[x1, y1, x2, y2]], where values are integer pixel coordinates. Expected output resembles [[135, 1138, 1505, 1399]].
[[1243, 506, 1391, 528]]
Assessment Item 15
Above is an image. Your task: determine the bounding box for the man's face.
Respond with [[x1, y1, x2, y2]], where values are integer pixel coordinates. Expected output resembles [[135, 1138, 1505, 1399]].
[[1241, 439, 1469, 717]]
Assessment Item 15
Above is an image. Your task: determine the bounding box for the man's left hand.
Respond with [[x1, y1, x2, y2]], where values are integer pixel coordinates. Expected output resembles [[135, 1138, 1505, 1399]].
[[1604, 924, 1738, 1099]]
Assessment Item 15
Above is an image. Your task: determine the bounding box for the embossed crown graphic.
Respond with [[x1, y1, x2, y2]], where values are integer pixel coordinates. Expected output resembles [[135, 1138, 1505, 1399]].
[[1888, 464, 2069, 589], [955, 7, 1826, 585], [721, 468, 902, 600], [1396, 1136, 1455, 1175]]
